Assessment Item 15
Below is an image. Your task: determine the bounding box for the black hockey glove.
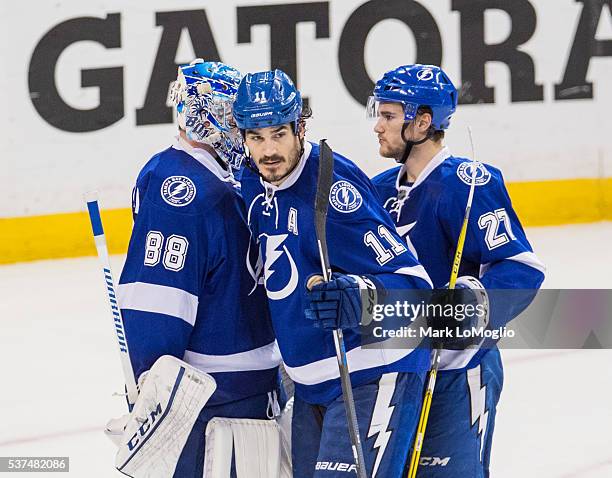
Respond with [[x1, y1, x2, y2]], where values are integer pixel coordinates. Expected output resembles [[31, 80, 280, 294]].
[[428, 276, 489, 350]]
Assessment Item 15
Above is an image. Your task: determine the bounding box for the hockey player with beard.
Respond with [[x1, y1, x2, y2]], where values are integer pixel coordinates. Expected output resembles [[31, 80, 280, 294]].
[[369, 64, 546, 477], [233, 69, 434, 478], [112, 60, 283, 477]]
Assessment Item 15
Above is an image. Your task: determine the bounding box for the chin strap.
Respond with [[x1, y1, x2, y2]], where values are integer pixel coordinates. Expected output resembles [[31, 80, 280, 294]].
[[397, 123, 431, 164]]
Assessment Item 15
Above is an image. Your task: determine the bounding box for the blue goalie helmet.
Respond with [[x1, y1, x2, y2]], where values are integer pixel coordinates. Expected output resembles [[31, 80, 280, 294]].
[[167, 59, 245, 169], [368, 64, 458, 130], [232, 69, 302, 132]]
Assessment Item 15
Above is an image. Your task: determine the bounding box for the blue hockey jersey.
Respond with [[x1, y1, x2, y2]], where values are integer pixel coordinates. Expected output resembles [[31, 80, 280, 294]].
[[240, 141, 433, 405], [118, 136, 280, 405], [372, 147, 546, 370]]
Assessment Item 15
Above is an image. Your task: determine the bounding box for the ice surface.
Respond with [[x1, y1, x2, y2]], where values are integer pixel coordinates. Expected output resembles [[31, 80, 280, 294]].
[[1, 222, 610, 477]]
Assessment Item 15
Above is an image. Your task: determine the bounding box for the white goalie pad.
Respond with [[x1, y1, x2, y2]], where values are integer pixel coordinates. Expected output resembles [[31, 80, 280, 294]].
[[105, 413, 130, 447], [115, 355, 217, 477], [277, 396, 293, 471], [204, 415, 292, 478]]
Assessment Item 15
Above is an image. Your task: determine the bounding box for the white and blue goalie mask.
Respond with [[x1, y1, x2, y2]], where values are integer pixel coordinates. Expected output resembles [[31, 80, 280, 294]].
[[167, 59, 246, 170]]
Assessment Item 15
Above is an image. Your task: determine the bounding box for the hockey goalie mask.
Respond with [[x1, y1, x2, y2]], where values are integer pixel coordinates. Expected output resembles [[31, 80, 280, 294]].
[[168, 59, 246, 170]]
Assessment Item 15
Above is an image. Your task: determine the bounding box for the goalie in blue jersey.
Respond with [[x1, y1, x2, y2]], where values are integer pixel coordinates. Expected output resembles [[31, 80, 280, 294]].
[[233, 69, 434, 478], [369, 64, 546, 477], [112, 60, 284, 477]]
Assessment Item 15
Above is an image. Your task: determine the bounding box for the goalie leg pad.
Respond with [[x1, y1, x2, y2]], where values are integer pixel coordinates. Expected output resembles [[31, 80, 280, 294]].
[[204, 417, 292, 478], [115, 355, 217, 477], [277, 396, 293, 474]]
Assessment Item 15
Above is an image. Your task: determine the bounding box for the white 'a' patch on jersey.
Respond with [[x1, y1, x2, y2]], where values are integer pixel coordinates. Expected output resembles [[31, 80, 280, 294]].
[[288, 208, 298, 235]]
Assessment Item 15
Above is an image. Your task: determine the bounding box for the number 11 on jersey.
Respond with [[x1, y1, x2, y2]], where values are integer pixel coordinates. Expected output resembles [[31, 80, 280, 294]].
[[364, 225, 407, 265]]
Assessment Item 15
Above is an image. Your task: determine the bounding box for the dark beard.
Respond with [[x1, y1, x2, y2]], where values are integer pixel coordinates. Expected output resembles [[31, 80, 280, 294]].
[[381, 143, 406, 162], [261, 142, 302, 183]]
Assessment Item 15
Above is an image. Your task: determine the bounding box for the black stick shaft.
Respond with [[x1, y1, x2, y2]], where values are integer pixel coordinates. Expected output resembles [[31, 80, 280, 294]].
[[315, 140, 368, 478]]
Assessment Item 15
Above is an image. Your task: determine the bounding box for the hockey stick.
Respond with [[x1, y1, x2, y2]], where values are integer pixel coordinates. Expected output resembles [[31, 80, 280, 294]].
[[406, 128, 479, 478], [85, 192, 139, 407], [308, 139, 368, 478]]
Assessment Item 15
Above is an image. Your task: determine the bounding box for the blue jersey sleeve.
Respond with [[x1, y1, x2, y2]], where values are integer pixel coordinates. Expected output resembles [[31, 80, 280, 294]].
[[118, 182, 227, 381], [438, 163, 545, 327], [327, 161, 432, 291], [119, 203, 206, 380]]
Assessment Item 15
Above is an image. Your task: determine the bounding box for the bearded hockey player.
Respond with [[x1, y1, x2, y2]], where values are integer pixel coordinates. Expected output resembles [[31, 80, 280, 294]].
[[113, 60, 283, 477], [369, 64, 546, 477], [233, 69, 434, 478]]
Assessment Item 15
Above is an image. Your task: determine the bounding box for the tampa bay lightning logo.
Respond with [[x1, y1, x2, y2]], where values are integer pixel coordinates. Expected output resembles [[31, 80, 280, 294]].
[[416, 68, 434, 81], [161, 176, 196, 206], [457, 162, 491, 187], [329, 181, 363, 213]]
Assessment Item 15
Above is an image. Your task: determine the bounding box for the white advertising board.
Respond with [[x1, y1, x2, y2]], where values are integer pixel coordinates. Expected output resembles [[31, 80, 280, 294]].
[[1, 0, 611, 218]]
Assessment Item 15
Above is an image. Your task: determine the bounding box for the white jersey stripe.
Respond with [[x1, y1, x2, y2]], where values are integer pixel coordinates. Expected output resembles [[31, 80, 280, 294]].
[[506, 251, 546, 274], [117, 282, 199, 326], [183, 341, 282, 373], [438, 349, 480, 370], [284, 344, 416, 386], [480, 251, 546, 277], [394, 265, 433, 288]]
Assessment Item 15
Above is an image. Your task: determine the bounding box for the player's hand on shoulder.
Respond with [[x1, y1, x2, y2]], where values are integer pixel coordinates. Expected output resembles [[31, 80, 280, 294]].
[[305, 273, 362, 332], [428, 276, 489, 350]]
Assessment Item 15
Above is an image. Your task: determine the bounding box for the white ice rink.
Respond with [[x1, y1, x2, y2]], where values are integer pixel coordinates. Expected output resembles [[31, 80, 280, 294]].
[[1, 222, 611, 477]]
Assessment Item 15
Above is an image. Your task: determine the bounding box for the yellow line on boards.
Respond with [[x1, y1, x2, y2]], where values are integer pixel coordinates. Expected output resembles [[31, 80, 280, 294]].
[[0, 208, 133, 265], [506, 177, 612, 226], [0, 177, 610, 264]]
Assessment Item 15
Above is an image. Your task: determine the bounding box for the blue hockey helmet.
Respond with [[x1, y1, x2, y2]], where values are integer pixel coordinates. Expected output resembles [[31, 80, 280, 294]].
[[167, 59, 245, 169], [232, 69, 302, 133], [368, 64, 458, 130]]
